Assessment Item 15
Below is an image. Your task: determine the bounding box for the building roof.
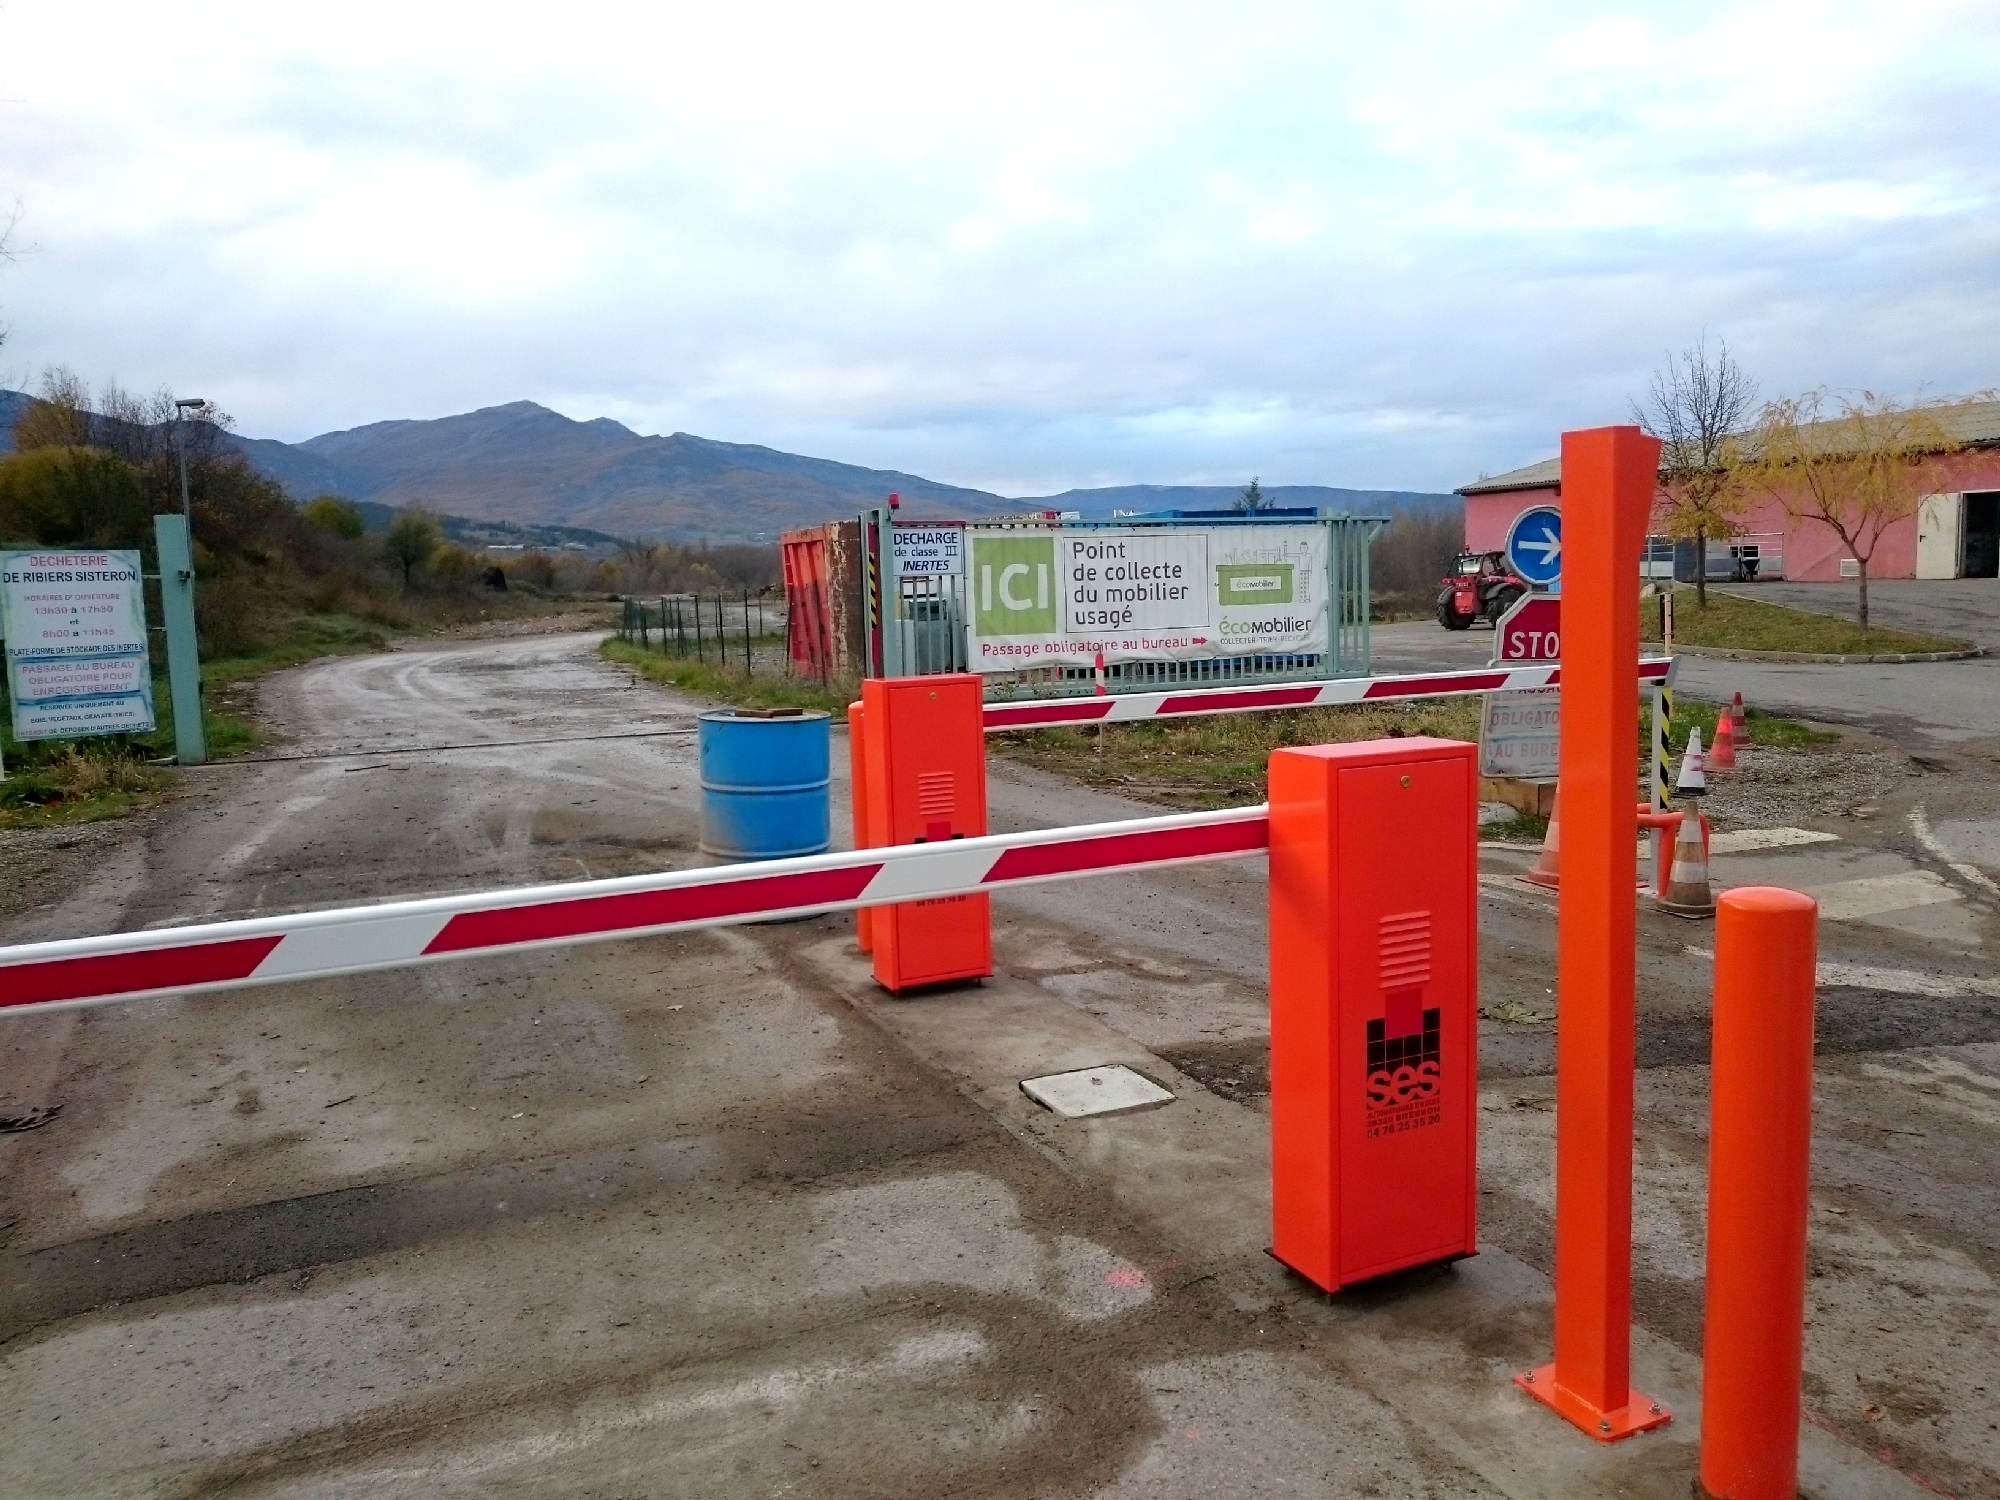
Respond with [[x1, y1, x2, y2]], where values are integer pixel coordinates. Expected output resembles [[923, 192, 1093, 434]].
[[1456, 398, 2000, 497]]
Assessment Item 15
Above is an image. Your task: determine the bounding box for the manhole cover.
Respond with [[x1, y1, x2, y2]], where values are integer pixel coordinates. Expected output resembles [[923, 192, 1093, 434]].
[[1020, 1066, 1174, 1119]]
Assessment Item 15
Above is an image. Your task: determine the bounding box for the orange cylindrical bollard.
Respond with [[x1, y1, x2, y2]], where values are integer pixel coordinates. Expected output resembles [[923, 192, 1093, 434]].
[[1699, 887, 1819, 1500]]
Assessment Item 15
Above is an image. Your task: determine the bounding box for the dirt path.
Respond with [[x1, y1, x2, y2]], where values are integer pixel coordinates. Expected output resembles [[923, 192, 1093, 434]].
[[1, 631, 1991, 1496]]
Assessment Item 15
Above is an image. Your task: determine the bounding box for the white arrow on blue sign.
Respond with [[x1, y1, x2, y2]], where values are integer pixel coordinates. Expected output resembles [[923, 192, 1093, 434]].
[[1505, 506, 1563, 586]]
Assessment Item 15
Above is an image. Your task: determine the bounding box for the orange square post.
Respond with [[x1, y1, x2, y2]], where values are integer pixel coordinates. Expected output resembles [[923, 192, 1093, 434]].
[[1514, 425, 1669, 1439], [1269, 737, 1479, 1290], [848, 700, 873, 953], [861, 674, 992, 991]]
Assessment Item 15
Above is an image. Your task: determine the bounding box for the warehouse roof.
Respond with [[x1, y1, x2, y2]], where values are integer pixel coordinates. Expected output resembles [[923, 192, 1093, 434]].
[[1456, 398, 2000, 497]]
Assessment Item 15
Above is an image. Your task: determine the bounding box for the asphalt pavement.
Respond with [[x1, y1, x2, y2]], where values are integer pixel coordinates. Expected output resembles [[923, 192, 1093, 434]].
[[1372, 577, 2000, 743], [1, 629, 1995, 1497]]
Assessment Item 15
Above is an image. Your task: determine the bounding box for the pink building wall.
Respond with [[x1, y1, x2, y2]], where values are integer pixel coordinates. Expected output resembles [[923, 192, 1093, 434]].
[[1463, 450, 2000, 581]]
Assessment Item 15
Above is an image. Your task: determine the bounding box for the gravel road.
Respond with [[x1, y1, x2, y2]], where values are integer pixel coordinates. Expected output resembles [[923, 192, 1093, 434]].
[[1, 630, 1995, 1497]]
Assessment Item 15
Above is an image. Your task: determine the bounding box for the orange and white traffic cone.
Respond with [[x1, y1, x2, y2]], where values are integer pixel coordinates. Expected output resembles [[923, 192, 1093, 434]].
[[1521, 788, 1561, 889], [1657, 793, 1716, 917], [1677, 727, 1709, 799], [1709, 709, 1738, 771], [1730, 690, 1750, 743]]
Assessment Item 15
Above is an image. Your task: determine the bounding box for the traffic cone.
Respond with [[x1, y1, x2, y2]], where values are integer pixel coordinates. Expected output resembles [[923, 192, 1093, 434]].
[[1730, 690, 1750, 743], [1520, 788, 1561, 889], [1708, 709, 1737, 770], [1676, 727, 1709, 799], [1657, 801, 1716, 917]]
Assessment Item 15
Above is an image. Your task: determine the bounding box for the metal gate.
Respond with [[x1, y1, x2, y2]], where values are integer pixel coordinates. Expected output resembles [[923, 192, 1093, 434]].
[[872, 511, 1385, 696]]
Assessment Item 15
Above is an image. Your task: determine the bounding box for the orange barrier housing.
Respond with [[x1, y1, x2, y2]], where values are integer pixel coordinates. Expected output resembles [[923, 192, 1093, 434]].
[[860, 674, 993, 991], [1516, 425, 1671, 1440], [849, 701, 873, 953], [1268, 737, 1479, 1291], [1699, 888, 1819, 1500]]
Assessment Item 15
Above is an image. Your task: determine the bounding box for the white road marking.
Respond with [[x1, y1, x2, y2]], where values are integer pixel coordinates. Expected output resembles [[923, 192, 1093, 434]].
[[1709, 827, 1841, 854], [1910, 804, 2000, 898], [1685, 945, 2000, 999], [1805, 870, 1962, 922], [1860, 1054, 2000, 1130], [1818, 963, 2000, 999]]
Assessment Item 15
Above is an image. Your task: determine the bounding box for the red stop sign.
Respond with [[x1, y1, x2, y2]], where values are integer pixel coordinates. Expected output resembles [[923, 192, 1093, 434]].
[[1495, 593, 1560, 662]]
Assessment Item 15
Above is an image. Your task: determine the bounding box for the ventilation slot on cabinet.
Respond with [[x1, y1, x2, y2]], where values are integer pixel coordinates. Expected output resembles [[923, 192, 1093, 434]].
[[1377, 911, 1432, 990], [916, 772, 956, 819]]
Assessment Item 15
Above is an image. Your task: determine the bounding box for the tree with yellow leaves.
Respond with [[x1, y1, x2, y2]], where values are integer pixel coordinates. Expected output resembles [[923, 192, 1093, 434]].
[[1749, 390, 1989, 631]]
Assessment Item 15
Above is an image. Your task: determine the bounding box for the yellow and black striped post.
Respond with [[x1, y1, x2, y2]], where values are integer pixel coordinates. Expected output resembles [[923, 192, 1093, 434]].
[[1652, 684, 1674, 810]]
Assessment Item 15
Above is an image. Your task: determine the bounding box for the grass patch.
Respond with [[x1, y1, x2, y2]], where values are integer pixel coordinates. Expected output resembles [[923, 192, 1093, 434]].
[[1643, 586, 1963, 656], [995, 683, 1838, 814], [2, 611, 400, 827], [1483, 809, 1550, 844], [0, 742, 169, 830], [996, 697, 1486, 810], [600, 638, 854, 717], [1659, 698, 1838, 754]]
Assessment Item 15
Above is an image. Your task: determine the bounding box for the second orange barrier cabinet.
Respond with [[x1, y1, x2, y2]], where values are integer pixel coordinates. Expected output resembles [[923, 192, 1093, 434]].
[[860, 673, 993, 991], [1269, 737, 1479, 1291]]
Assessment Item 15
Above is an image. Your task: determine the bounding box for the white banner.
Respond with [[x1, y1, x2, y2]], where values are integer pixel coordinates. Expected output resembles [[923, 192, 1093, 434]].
[[2, 549, 156, 740], [966, 524, 1327, 670]]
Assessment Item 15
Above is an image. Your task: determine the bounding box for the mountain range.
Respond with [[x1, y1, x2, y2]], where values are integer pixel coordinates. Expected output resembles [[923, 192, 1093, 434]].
[[3, 393, 1457, 543]]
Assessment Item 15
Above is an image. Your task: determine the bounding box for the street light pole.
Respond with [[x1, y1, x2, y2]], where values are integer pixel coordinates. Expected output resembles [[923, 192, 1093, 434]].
[[173, 397, 204, 523]]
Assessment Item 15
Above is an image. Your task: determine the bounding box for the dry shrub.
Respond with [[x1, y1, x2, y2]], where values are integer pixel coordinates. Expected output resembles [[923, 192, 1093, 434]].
[[46, 745, 157, 798]]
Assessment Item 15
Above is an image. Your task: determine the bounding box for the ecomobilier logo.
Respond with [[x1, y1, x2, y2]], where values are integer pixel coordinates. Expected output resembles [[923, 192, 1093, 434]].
[[1215, 562, 1294, 606]]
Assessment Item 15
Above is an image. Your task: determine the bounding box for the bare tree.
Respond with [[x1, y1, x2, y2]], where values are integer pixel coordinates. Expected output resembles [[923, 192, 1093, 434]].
[[1632, 335, 1758, 608], [0, 198, 21, 353], [1749, 390, 1990, 631], [617, 536, 664, 590]]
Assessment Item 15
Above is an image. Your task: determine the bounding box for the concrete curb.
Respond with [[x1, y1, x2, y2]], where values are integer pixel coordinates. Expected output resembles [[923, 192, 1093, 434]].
[[1641, 641, 1985, 665]]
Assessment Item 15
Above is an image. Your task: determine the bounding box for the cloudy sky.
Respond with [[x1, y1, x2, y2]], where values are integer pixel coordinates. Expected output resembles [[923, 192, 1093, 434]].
[[2, 1, 1996, 495]]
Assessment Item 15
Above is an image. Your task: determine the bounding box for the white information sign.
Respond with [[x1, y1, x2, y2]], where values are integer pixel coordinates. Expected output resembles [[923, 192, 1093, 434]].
[[966, 524, 1327, 670], [1478, 687, 1559, 782], [1, 549, 156, 740], [891, 526, 965, 576]]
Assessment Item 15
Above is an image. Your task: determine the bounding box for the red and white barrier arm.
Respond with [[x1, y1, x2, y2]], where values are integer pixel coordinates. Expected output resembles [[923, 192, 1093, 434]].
[[982, 656, 1676, 732], [0, 806, 1269, 1016]]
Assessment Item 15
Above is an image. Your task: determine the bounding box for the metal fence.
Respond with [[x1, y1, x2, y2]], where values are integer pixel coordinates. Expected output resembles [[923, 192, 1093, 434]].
[[872, 513, 1385, 698], [617, 591, 784, 673]]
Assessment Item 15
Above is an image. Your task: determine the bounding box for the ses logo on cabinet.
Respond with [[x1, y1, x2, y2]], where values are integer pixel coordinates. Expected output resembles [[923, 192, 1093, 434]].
[[967, 527, 1327, 668]]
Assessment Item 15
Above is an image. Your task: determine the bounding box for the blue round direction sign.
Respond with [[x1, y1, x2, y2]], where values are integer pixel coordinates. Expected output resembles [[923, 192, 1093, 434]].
[[1505, 506, 1563, 587]]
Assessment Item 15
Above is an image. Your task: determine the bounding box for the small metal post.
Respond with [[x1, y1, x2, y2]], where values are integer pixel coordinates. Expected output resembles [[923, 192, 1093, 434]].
[[153, 514, 206, 765]]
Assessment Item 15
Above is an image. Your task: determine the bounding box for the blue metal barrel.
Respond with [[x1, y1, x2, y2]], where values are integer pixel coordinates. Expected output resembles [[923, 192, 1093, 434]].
[[698, 708, 832, 860]]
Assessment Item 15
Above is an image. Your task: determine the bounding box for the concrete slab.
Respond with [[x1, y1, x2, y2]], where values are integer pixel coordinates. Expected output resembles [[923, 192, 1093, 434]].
[[1809, 869, 1963, 922], [1022, 1065, 1175, 1118], [1709, 826, 1841, 853]]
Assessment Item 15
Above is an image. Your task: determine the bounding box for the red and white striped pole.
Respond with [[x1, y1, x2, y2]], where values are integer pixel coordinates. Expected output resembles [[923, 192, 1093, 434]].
[[982, 658, 1674, 733], [0, 806, 1270, 1016]]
